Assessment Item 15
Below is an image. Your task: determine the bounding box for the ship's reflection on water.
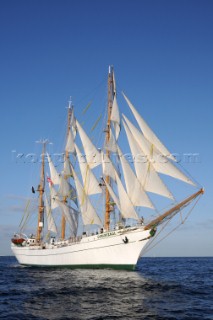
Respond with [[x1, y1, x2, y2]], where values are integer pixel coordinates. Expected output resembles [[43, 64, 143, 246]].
[[23, 266, 149, 320]]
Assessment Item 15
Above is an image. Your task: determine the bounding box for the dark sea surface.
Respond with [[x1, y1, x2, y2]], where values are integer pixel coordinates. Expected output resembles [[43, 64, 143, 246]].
[[0, 256, 212, 320]]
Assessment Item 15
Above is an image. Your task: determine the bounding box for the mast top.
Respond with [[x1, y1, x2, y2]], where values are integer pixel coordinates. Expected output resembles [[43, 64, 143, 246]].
[[68, 96, 72, 109], [36, 139, 51, 146], [109, 65, 114, 75]]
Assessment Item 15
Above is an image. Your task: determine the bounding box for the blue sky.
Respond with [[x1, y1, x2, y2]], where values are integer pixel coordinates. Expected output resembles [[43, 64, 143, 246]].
[[0, 0, 212, 256]]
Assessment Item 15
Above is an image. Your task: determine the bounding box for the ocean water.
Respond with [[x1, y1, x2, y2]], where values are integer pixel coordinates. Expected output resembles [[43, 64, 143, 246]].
[[0, 257, 212, 320]]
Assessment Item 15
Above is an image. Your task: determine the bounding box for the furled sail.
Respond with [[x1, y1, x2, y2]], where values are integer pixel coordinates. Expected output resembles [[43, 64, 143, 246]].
[[122, 118, 174, 199], [76, 120, 101, 168], [47, 153, 60, 185], [117, 145, 154, 209], [75, 144, 102, 195], [44, 193, 57, 233], [72, 168, 102, 226], [56, 200, 78, 236], [123, 93, 176, 161], [123, 115, 195, 186]]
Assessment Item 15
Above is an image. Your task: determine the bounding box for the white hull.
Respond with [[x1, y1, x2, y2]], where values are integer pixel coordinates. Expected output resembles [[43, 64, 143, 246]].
[[11, 227, 152, 270]]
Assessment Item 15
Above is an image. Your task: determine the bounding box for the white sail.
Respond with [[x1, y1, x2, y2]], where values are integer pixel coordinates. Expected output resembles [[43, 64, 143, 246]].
[[75, 144, 102, 195], [70, 108, 77, 138], [58, 176, 78, 206], [152, 147, 195, 186], [104, 179, 122, 213], [72, 168, 102, 226], [105, 129, 118, 153], [123, 115, 195, 186], [111, 96, 120, 140], [122, 118, 174, 199], [76, 120, 101, 168], [63, 157, 73, 177], [44, 193, 57, 233], [65, 130, 75, 154], [102, 152, 117, 181], [56, 200, 78, 236], [114, 171, 139, 220], [123, 92, 176, 161], [48, 183, 59, 210], [112, 68, 116, 94], [117, 145, 154, 209], [11, 68, 203, 271], [47, 153, 60, 185]]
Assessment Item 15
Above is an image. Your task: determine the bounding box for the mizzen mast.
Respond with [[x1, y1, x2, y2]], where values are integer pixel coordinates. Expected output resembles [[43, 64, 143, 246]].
[[61, 98, 72, 239], [104, 66, 114, 230], [36, 139, 48, 242]]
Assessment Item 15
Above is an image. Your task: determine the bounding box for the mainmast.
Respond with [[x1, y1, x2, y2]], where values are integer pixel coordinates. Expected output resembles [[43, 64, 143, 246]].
[[61, 99, 72, 239], [36, 139, 48, 242], [104, 66, 114, 230]]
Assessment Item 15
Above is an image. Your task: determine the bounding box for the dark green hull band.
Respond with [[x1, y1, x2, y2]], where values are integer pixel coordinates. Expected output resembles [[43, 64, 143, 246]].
[[21, 263, 136, 271]]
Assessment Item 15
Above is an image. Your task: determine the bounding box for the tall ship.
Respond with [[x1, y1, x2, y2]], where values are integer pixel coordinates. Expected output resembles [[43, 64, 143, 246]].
[[11, 66, 204, 270]]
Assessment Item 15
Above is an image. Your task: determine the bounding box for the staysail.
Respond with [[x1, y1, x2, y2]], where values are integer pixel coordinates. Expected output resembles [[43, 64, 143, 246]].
[[123, 92, 176, 161], [117, 145, 154, 209], [123, 114, 195, 186], [122, 118, 174, 199]]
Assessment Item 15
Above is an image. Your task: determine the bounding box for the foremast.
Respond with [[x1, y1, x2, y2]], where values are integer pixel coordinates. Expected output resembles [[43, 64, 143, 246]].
[[104, 66, 115, 230], [36, 140, 48, 242], [61, 99, 72, 239]]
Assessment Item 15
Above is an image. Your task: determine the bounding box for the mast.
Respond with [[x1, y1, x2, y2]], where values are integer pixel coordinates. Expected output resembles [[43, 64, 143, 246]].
[[36, 140, 48, 242], [104, 66, 114, 230], [144, 188, 204, 230], [61, 98, 72, 239]]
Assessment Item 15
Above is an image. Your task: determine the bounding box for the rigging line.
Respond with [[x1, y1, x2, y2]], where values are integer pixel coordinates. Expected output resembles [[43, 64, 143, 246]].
[[91, 114, 102, 132], [96, 105, 107, 148], [144, 193, 199, 251], [143, 194, 202, 255], [82, 101, 92, 115], [20, 209, 32, 232], [178, 160, 202, 188], [143, 215, 173, 254], [45, 231, 50, 241], [20, 201, 37, 232], [82, 164, 90, 197], [19, 199, 31, 229], [74, 77, 106, 107]]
